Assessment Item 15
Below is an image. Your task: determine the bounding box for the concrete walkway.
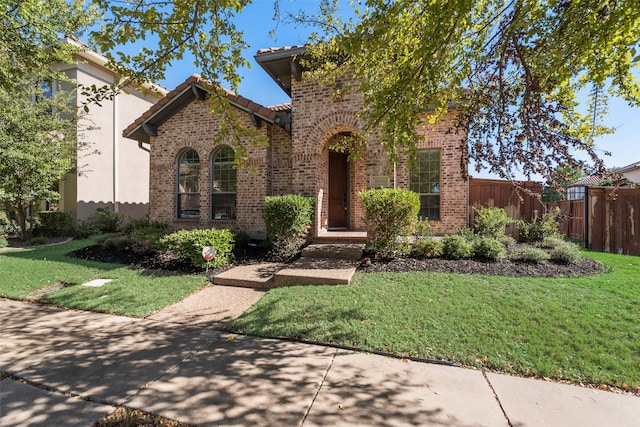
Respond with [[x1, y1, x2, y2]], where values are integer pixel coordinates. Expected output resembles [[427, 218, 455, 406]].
[[1, 297, 638, 427]]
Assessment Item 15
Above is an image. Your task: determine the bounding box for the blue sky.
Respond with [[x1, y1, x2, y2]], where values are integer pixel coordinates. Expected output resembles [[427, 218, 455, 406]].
[[155, 0, 639, 177]]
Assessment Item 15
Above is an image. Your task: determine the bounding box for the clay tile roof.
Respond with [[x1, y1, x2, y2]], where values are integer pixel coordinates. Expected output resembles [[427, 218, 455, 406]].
[[569, 175, 608, 186], [268, 103, 292, 112], [123, 74, 278, 143], [256, 45, 304, 55]]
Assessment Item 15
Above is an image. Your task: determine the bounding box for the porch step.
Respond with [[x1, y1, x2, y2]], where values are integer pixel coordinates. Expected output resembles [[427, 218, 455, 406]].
[[301, 243, 365, 261], [273, 258, 358, 287], [314, 230, 367, 244], [211, 243, 364, 288]]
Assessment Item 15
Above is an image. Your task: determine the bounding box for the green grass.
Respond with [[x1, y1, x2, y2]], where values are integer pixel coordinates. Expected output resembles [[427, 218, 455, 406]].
[[0, 238, 207, 317], [229, 251, 640, 391]]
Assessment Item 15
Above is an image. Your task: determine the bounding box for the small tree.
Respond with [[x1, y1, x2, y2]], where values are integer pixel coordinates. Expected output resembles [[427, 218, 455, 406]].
[[358, 188, 420, 258]]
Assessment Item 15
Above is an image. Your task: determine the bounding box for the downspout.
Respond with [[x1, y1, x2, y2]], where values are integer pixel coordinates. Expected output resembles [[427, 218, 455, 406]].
[[113, 86, 119, 212], [393, 162, 397, 189]]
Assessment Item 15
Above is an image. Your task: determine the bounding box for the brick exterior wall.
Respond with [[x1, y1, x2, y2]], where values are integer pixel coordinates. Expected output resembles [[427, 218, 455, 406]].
[[147, 74, 468, 237], [148, 98, 271, 238]]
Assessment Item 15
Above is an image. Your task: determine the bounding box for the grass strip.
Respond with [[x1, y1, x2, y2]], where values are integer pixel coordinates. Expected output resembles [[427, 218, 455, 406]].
[[0, 238, 207, 317]]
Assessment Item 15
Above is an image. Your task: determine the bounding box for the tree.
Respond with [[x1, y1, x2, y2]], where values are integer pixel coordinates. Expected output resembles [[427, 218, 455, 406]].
[[0, 0, 96, 239], [89, 0, 268, 163], [301, 0, 640, 183]]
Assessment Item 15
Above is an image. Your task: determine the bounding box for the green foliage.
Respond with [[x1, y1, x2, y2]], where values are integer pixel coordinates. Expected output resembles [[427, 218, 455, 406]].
[[0, 211, 10, 237], [0, 1, 96, 240], [412, 218, 432, 238], [159, 228, 235, 269], [358, 188, 420, 258], [28, 236, 47, 245], [473, 237, 507, 261], [550, 243, 583, 265], [0, 237, 8, 247], [474, 206, 512, 238], [539, 236, 567, 250], [454, 227, 481, 245], [35, 211, 74, 237], [307, 1, 640, 180], [519, 208, 561, 243], [233, 230, 251, 248], [85, 209, 123, 234], [498, 235, 517, 249], [510, 247, 551, 264], [442, 235, 473, 259], [411, 237, 443, 259], [262, 194, 314, 260], [122, 217, 170, 249]]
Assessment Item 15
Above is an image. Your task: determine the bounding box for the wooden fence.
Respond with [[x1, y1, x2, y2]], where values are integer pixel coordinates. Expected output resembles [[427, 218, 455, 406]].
[[468, 178, 544, 238], [587, 187, 640, 256], [469, 180, 639, 256], [545, 199, 585, 240]]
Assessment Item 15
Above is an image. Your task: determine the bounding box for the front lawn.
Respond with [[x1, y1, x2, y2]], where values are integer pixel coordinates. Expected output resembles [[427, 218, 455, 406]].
[[0, 238, 207, 317], [228, 251, 640, 392]]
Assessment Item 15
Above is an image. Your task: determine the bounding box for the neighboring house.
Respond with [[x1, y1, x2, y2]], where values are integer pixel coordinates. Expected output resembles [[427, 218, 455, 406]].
[[54, 37, 166, 221], [123, 46, 468, 239], [614, 161, 640, 183]]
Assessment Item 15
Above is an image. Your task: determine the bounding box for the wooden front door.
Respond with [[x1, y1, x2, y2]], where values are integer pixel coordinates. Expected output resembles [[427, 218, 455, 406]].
[[329, 151, 348, 229]]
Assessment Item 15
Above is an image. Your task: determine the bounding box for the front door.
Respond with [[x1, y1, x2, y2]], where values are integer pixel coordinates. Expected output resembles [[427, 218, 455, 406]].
[[328, 151, 348, 229]]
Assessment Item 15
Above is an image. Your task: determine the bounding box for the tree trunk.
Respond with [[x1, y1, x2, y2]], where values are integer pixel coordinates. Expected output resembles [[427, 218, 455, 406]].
[[15, 200, 29, 241]]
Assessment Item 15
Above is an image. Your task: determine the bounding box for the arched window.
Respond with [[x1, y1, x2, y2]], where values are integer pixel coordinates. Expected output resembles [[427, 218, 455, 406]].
[[211, 146, 236, 220], [177, 149, 200, 219]]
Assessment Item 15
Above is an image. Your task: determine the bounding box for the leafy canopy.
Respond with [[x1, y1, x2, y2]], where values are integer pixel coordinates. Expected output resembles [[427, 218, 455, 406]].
[[0, 0, 97, 239], [303, 0, 640, 182]]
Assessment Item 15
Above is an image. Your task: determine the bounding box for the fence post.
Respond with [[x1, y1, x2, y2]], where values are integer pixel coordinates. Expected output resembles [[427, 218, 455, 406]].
[[584, 186, 589, 249]]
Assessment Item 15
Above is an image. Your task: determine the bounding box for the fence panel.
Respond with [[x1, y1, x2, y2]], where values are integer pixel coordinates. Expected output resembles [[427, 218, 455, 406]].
[[588, 187, 640, 256], [546, 200, 585, 241], [468, 178, 543, 238]]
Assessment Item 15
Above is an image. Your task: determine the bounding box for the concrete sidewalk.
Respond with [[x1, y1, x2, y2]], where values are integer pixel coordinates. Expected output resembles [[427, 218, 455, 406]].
[[1, 298, 638, 427]]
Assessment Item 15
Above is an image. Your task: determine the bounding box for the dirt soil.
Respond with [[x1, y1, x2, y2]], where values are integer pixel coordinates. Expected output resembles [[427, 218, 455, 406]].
[[68, 243, 606, 278]]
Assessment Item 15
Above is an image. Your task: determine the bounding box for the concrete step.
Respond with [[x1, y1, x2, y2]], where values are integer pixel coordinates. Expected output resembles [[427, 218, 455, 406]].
[[301, 243, 365, 261], [212, 263, 285, 289], [273, 258, 358, 287]]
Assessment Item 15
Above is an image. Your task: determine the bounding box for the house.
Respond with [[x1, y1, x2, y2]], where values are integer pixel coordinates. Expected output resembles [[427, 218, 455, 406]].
[[614, 161, 640, 183], [123, 46, 468, 239], [54, 37, 166, 221]]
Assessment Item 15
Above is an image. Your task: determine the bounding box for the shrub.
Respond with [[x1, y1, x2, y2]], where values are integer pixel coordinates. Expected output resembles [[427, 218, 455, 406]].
[[103, 234, 139, 252], [550, 243, 583, 264], [510, 247, 550, 264], [85, 208, 123, 233], [498, 235, 517, 249], [519, 208, 560, 243], [35, 211, 74, 237], [233, 230, 251, 249], [539, 235, 567, 250], [28, 236, 47, 245], [474, 206, 512, 238], [359, 188, 420, 258], [412, 238, 443, 258], [0, 211, 11, 237], [454, 227, 481, 245], [0, 237, 8, 247], [123, 217, 170, 249], [413, 218, 432, 238], [473, 237, 506, 261], [159, 228, 235, 268], [442, 235, 473, 259], [262, 194, 314, 260]]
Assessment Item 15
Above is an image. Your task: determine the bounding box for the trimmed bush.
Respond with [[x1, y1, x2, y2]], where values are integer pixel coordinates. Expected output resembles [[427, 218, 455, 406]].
[[442, 235, 473, 259], [262, 194, 314, 260], [474, 206, 512, 238], [85, 208, 123, 234], [359, 188, 420, 258], [159, 228, 235, 268], [519, 208, 560, 243], [539, 235, 566, 250], [412, 238, 443, 258], [413, 218, 432, 238], [498, 235, 517, 249], [0, 237, 8, 247], [103, 234, 137, 252], [473, 237, 506, 261], [36, 211, 74, 237], [550, 243, 582, 264], [123, 217, 170, 250], [510, 247, 550, 264]]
